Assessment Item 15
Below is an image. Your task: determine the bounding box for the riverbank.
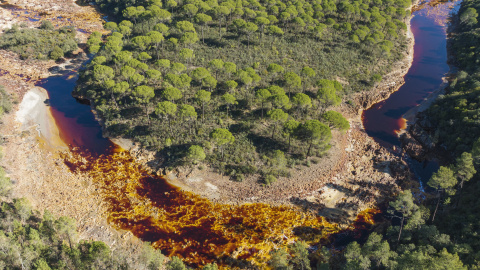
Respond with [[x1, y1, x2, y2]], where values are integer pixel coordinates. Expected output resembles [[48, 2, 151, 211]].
[[15, 86, 67, 150], [400, 0, 461, 163], [0, 0, 146, 260], [110, 1, 420, 223]]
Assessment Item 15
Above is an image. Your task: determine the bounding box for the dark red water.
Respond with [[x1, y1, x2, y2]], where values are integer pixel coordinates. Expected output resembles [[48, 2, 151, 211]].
[[35, 73, 115, 155], [363, 2, 453, 147], [362, 0, 459, 182]]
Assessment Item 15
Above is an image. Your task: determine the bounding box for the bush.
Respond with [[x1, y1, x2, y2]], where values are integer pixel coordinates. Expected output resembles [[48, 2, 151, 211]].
[[264, 174, 277, 185], [166, 256, 187, 270], [40, 20, 54, 30], [0, 86, 12, 116], [0, 24, 77, 60], [322, 111, 350, 131], [371, 73, 383, 83], [49, 46, 64, 60], [0, 167, 12, 197]]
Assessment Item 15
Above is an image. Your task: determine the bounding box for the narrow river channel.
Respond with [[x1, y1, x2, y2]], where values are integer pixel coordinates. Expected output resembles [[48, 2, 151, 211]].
[[363, 0, 460, 182], [15, 0, 460, 266]]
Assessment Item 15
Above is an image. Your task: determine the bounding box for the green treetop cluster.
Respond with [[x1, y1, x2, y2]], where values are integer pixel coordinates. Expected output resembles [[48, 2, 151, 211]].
[[76, 0, 410, 181], [330, 149, 478, 269], [427, 0, 480, 155], [0, 21, 78, 60]]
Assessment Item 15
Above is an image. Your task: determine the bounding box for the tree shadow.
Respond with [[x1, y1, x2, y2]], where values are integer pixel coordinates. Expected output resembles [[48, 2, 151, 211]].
[[222, 33, 239, 40], [203, 38, 227, 48], [222, 256, 261, 269], [229, 107, 245, 119], [246, 132, 288, 155], [228, 122, 252, 134], [154, 143, 190, 168], [106, 123, 131, 137], [132, 125, 151, 136], [120, 106, 144, 120], [293, 226, 332, 245]]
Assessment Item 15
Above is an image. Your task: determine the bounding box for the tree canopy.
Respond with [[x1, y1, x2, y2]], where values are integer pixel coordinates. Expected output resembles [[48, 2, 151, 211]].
[[78, 0, 411, 181]]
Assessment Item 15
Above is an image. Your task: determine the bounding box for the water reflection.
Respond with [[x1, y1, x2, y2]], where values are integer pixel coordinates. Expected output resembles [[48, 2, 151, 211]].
[[362, 0, 459, 180], [36, 74, 115, 155], [363, 0, 458, 149]]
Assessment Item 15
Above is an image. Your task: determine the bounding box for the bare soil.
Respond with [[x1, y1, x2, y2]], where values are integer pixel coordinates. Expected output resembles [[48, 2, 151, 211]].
[[0, 0, 145, 259]]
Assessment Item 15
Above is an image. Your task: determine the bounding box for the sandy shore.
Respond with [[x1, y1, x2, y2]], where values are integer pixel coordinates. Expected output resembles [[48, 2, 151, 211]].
[[15, 87, 67, 150]]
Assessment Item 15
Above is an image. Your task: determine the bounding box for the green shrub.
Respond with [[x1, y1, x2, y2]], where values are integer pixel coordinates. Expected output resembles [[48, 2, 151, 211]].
[[49, 46, 64, 60], [40, 20, 54, 30], [322, 111, 350, 131], [0, 86, 12, 116], [0, 24, 77, 60], [264, 174, 277, 185]]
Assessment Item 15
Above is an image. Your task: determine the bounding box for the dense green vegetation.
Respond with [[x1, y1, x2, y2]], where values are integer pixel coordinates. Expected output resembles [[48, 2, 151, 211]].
[[268, 151, 477, 269], [427, 0, 480, 154], [0, 21, 77, 60], [333, 155, 476, 269], [75, 0, 411, 180], [0, 199, 163, 269]]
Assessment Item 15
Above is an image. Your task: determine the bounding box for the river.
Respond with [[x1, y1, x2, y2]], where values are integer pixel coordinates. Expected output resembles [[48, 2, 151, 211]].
[[36, 70, 341, 266], [363, 0, 460, 182], [1, 0, 460, 266], [36, 72, 115, 155]]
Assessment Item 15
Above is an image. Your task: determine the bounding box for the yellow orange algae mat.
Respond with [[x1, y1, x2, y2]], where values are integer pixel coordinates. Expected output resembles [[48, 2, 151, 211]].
[[64, 148, 340, 266]]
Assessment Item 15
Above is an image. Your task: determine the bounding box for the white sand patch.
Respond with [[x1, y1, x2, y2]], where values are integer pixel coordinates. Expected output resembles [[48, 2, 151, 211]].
[[319, 185, 346, 208], [205, 182, 218, 191], [15, 87, 66, 149], [0, 9, 14, 31], [187, 176, 203, 183], [16, 89, 42, 125]]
